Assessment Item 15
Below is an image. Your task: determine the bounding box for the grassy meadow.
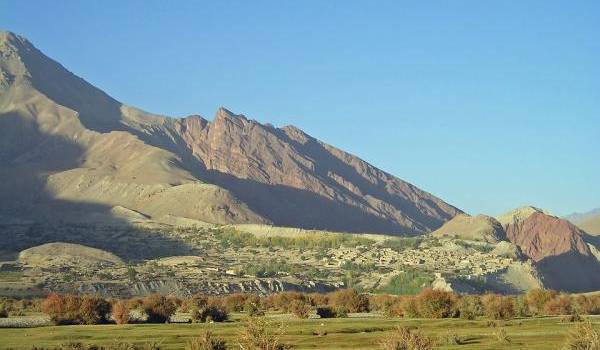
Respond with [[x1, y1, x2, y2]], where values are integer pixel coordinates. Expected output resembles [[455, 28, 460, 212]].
[[1, 314, 597, 350]]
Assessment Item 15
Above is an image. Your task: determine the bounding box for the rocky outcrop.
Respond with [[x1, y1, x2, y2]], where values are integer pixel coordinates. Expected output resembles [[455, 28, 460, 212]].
[[506, 212, 600, 292], [66, 278, 341, 298]]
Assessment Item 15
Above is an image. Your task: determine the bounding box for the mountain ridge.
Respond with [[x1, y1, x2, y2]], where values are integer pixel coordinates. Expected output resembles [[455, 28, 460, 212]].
[[0, 31, 461, 234]]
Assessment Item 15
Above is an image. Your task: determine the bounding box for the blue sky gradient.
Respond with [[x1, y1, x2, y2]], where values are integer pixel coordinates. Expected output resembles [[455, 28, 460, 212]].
[[2, 1, 598, 216]]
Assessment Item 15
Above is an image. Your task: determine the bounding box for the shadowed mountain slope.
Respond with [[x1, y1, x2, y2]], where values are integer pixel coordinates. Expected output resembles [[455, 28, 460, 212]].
[[506, 212, 600, 292], [0, 31, 460, 234]]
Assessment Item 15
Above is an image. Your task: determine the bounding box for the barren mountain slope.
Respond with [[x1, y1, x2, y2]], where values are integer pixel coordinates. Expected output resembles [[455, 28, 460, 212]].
[[431, 214, 506, 243], [506, 212, 600, 292], [133, 109, 462, 234], [0, 31, 460, 233], [0, 31, 265, 225]]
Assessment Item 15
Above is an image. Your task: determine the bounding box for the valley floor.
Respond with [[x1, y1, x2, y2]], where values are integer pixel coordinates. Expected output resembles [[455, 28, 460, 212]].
[[1, 314, 597, 350]]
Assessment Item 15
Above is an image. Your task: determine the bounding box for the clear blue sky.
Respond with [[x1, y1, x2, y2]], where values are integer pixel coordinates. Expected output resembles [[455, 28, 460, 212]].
[[2, 1, 599, 216]]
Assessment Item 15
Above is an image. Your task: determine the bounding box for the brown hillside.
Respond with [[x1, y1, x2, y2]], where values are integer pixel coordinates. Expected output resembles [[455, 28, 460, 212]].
[[506, 212, 600, 292], [431, 214, 506, 243], [0, 31, 460, 234]]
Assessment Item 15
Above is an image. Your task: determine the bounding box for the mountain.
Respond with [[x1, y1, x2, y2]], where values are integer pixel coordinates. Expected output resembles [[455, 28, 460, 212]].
[[565, 208, 600, 235], [580, 215, 600, 235], [496, 206, 550, 227], [0, 31, 461, 234], [565, 208, 600, 224], [505, 212, 600, 292], [431, 214, 506, 243]]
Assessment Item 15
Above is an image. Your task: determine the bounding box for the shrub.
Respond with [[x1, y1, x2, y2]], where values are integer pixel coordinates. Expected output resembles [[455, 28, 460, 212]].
[[379, 326, 434, 350], [185, 295, 209, 312], [563, 320, 600, 350], [0, 307, 7, 318], [225, 293, 250, 312], [315, 306, 337, 319], [79, 296, 111, 325], [143, 294, 176, 323], [562, 312, 584, 323], [415, 289, 457, 318], [574, 295, 600, 315], [28, 341, 161, 350], [309, 293, 328, 307], [482, 294, 515, 320], [545, 295, 573, 316], [112, 300, 131, 324], [186, 330, 227, 350], [377, 270, 433, 295], [41, 293, 80, 325], [494, 328, 511, 344], [328, 289, 369, 313], [526, 288, 558, 316], [237, 317, 292, 350], [458, 295, 483, 320], [439, 330, 462, 345], [265, 292, 307, 312], [401, 296, 420, 318], [289, 299, 311, 319], [245, 298, 265, 317], [514, 295, 530, 317], [192, 304, 229, 323], [369, 295, 405, 317]]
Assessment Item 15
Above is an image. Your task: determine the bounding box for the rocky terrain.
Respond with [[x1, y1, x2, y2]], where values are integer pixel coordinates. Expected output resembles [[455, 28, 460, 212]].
[[0, 220, 541, 297], [0, 31, 460, 235], [506, 212, 600, 292]]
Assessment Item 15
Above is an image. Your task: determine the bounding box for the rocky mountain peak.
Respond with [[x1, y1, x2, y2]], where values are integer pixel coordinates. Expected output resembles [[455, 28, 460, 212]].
[[506, 212, 590, 262]]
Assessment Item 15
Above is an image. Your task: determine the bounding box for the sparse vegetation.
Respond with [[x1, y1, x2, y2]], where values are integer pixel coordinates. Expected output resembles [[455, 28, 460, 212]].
[[377, 270, 433, 295], [237, 317, 292, 350], [186, 330, 227, 350], [563, 320, 600, 350], [379, 326, 434, 350]]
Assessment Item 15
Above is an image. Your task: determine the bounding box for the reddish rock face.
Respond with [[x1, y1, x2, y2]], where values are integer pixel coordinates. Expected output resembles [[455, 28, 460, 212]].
[[158, 108, 462, 234], [506, 212, 591, 262], [506, 212, 600, 292]]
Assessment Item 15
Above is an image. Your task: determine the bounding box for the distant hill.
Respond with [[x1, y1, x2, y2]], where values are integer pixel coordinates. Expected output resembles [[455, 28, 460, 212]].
[[580, 215, 600, 235], [565, 208, 600, 235], [431, 214, 506, 243], [0, 31, 461, 234], [565, 208, 600, 224]]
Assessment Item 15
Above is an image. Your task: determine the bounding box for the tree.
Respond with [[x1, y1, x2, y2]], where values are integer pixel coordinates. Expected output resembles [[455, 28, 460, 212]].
[[544, 295, 572, 315], [79, 295, 111, 324], [416, 289, 457, 319], [328, 289, 369, 313], [289, 299, 311, 319], [482, 294, 515, 320], [458, 295, 483, 320], [112, 300, 131, 324], [143, 294, 176, 323], [526, 289, 557, 316]]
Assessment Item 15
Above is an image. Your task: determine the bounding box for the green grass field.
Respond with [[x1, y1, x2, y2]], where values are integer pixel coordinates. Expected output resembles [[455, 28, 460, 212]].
[[1, 315, 597, 350]]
